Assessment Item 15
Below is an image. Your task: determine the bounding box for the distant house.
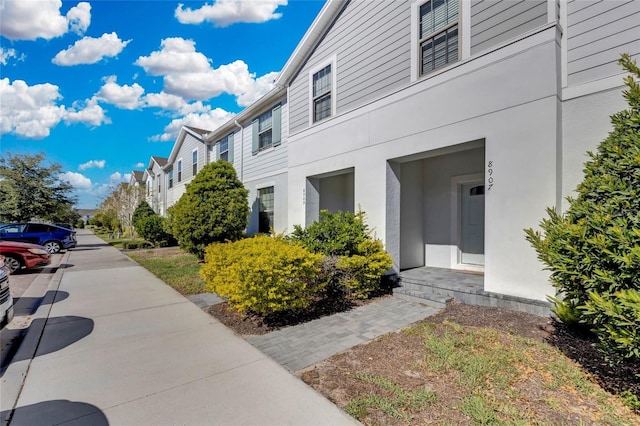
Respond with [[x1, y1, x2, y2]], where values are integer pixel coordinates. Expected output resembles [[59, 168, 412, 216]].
[[142, 156, 168, 215], [141, 0, 640, 310]]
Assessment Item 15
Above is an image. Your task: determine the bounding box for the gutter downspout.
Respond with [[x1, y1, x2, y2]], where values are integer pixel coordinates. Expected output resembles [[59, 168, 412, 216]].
[[234, 120, 243, 181]]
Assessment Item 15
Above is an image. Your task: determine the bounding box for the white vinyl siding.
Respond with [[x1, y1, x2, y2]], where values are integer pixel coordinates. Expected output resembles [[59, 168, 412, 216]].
[[243, 100, 288, 182], [251, 104, 282, 155], [289, 0, 410, 134], [567, 0, 640, 86], [470, 0, 547, 55]]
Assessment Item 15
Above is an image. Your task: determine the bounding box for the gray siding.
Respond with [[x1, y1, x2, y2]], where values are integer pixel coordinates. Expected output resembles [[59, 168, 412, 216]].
[[242, 100, 289, 181], [289, 0, 411, 134], [567, 0, 640, 86], [471, 0, 548, 54]]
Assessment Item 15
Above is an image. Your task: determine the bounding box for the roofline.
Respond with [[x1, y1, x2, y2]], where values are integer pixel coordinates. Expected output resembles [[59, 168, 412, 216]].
[[275, 0, 346, 86], [165, 125, 209, 167], [204, 1, 345, 143]]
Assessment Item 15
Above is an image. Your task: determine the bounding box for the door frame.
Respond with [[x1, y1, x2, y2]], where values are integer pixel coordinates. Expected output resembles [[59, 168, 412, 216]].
[[450, 173, 485, 272]]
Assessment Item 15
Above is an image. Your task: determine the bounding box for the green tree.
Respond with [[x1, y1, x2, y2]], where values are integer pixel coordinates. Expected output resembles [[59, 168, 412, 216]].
[[136, 215, 175, 247], [0, 152, 77, 222], [525, 54, 640, 362], [167, 160, 249, 259], [132, 201, 155, 231]]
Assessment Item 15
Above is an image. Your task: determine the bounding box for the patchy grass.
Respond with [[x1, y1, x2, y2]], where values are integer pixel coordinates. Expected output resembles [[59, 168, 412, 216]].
[[301, 315, 640, 425], [127, 248, 205, 295]]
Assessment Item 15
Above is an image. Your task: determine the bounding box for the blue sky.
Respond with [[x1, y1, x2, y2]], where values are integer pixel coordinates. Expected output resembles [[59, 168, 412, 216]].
[[0, 0, 324, 209]]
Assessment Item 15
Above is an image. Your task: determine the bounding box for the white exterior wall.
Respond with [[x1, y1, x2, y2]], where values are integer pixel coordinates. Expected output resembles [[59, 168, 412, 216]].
[[166, 133, 205, 210], [289, 26, 559, 302], [245, 172, 289, 235]]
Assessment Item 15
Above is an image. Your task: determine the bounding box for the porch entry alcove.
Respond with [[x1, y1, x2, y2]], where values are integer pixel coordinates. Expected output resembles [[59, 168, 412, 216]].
[[386, 140, 486, 306]]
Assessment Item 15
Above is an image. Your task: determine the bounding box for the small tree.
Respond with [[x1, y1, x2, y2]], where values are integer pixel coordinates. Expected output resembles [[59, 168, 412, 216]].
[[525, 54, 640, 362], [132, 201, 155, 231], [136, 215, 175, 247], [167, 161, 249, 259]]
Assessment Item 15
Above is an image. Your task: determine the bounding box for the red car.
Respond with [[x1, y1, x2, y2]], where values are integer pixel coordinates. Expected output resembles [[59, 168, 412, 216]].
[[0, 241, 51, 274]]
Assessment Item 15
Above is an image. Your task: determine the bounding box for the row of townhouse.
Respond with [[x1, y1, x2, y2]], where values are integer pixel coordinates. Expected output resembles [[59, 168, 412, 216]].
[[131, 0, 639, 309]]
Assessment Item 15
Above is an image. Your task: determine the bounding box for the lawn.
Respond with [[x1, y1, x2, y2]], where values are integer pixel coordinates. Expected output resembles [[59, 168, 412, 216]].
[[126, 247, 205, 295]]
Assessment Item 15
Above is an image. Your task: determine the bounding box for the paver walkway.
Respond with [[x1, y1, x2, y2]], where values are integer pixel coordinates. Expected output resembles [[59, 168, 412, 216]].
[[246, 297, 441, 372]]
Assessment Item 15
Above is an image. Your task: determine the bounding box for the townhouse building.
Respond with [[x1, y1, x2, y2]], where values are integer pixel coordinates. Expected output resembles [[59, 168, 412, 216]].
[[141, 0, 639, 310]]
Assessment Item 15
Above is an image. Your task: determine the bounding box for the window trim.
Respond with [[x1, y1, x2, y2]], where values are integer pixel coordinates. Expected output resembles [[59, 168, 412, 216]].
[[192, 149, 198, 176], [308, 56, 337, 125], [257, 185, 275, 234], [411, 0, 466, 81], [168, 169, 174, 189], [177, 158, 182, 182], [218, 134, 230, 161]]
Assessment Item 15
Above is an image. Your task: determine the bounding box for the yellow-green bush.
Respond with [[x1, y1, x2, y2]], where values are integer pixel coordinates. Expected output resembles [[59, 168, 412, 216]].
[[200, 235, 324, 315], [336, 240, 394, 299]]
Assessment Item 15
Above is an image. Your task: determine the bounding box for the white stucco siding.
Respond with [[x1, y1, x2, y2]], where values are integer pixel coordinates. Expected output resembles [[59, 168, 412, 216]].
[[561, 85, 628, 210], [288, 26, 559, 301], [244, 172, 288, 235]]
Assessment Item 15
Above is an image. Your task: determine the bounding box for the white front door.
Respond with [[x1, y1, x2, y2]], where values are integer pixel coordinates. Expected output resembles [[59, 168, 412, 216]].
[[460, 182, 485, 265]]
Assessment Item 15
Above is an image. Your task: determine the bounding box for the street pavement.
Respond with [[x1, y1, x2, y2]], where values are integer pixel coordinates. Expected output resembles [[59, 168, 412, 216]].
[[0, 230, 358, 426]]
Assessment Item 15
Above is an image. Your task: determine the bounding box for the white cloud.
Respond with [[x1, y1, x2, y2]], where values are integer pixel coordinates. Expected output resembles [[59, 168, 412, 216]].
[[0, 78, 110, 139], [175, 0, 287, 27], [152, 106, 234, 141], [95, 76, 144, 110], [142, 92, 187, 110], [0, 0, 91, 41], [0, 47, 25, 65], [53, 32, 131, 66], [79, 160, 106, 171], [236, 71, 279, 106], [135, 37, 276, 105], [135, 162, 145, 168], [109, 171, 131, 183], [60, 171, 92, 190], [65, 97, 109, 126]]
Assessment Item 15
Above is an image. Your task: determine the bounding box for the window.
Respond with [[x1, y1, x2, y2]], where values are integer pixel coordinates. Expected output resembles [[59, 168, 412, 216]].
[[252, 105, 281, 155], [258, 110, 273, 150], [312, 64, 332, 122], [168, 170, 174, 189], [419, 0, 459, 76], [157, 175, 161, 193], [219, 137, 229, 161], [177, 159, 182, 182], [258, 187, 274, 234], [192, 150, 198, 176]]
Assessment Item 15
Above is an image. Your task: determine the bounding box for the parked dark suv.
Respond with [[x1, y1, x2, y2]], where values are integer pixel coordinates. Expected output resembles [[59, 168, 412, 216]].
[[0, 223, 77, 254]]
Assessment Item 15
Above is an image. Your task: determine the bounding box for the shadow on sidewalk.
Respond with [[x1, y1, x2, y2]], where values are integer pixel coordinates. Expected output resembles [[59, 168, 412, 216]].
[[1, 399, 108, 426]]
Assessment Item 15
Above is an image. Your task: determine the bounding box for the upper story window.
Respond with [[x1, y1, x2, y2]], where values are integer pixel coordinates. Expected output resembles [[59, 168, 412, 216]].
[[177, 159, 182, 182], [192, 149, 198, 175], [419, 0, 459, 76], [157, 175, 161, 193], [312, 65, 332, 122], [258, 110, 273, 150], [219, 136, 229, 161], [252, 104, 282, 155], [168, 170, 174, 189]]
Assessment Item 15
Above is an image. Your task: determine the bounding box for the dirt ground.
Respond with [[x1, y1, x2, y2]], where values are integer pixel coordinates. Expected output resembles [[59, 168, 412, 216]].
[[207, 298, 640, 424]]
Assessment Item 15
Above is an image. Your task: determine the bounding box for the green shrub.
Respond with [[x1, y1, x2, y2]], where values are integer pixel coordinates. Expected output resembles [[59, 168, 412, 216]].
[[290, 210, 393, 299], [200, 235, 323, 316], [290, 210, 369, 256], [336, 239, 394, 299], [167, 161, 249, 259], [76, 219, 85, 229], [132, 201, 155, 231], [137, 215, 176, 247], [525, 54, 640, 362]]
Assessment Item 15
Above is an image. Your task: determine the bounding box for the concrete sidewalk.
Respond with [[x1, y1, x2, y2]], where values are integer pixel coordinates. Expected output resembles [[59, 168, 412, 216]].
[[1, 230, 357, 426]]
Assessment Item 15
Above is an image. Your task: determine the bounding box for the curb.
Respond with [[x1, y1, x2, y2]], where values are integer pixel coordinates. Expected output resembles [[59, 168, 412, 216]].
[[0, 250, 71, 426]]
